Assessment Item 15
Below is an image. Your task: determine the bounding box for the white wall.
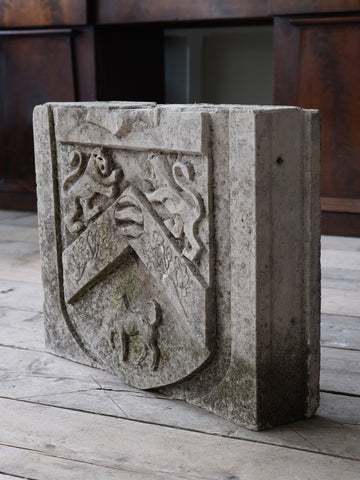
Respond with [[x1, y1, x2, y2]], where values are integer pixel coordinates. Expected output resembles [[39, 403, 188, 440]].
[[164, 26, 274, 105]]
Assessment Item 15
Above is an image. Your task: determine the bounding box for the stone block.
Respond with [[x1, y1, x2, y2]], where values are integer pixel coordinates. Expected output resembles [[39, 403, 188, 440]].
[[33, 102, 321, 430]]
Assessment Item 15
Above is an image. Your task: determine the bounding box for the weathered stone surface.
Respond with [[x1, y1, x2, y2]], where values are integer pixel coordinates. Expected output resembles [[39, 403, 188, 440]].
[[33, 102, 321, 430]]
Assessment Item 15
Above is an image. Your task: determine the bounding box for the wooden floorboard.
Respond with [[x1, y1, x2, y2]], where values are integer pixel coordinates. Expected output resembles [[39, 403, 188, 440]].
[[322, 288, 360, 317], [318, 392, 360, 425], [321, 235, 360, 252], [0, 473, 27, 480], [1, 397, 360, 480], [322, 267, 360, 291], [320, 347, 360, 396], [0, 444, 159, 480], [321, 313, 360, 351], [0, 345, 331, 452], [0, 339, 359, 461], [0, 279, 43, 313], [1, 211, 360, 478]]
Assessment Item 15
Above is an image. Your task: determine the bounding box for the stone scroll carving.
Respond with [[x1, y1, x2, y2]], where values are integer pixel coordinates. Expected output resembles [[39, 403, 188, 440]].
[[86, 105, 160, 137]]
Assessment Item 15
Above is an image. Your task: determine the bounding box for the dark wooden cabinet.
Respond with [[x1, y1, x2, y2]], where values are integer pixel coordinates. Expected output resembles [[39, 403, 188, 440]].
[[93, 0, 270, 23], [0, 0, 88, 28], [1, 0, 360, 235], [0, 29, 77, 210], [0, 0, 91, 210], [93, 0, 360, 23], [274, 16, 360, 235], [94, 25, 164, 103], [0, 27, 99, 210], [269, 0, 360, 15]]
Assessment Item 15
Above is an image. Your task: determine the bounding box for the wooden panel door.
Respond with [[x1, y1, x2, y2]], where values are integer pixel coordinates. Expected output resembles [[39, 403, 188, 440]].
[[94, 0, 269, 24], [274, 16, 360, 236], [269, 0, 360, 16], [0, 28, 95, 211], [0, 0, 88, 28]]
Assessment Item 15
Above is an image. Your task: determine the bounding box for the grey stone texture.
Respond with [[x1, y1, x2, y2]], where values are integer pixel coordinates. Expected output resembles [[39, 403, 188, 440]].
[[33, 102, 321, 430]]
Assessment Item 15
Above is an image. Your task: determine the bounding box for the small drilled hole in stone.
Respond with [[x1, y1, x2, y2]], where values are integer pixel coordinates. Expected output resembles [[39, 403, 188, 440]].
[[276, 156, 284, 165]]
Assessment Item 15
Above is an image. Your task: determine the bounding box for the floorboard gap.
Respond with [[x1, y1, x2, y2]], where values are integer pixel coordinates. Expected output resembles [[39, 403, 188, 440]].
[[0, 395, 359, 463], [0, 470, 37, 480], [320, 389, 360, 398]]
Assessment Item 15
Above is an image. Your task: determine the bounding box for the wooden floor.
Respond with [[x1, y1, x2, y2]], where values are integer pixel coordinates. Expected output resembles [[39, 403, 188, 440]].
[[0, 210, 359, 479]]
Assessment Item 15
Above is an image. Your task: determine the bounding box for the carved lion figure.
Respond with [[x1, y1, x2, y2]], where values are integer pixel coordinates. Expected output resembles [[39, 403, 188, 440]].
[[145, 153, 204, 261], [63, 147, 122, 233]]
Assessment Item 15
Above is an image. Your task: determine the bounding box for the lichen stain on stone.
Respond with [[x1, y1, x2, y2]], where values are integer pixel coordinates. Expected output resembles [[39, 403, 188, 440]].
[[110, 253, 139, 310], [202, 357, 257, 429], [157, 327, 210, 380]]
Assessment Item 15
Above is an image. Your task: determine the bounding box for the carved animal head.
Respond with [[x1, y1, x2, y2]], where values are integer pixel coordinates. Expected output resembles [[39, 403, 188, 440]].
[[144, 299, 162, 327], [90, 147, 112, 177]]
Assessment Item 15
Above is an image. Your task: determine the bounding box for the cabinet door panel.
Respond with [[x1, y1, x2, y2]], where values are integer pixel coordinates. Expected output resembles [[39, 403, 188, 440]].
[[270, 0, 360, 15], [0, 30, 75, 210], [94, 0, 268, 24], [0, 0, 87, 28], [274, 16, 360, 236]]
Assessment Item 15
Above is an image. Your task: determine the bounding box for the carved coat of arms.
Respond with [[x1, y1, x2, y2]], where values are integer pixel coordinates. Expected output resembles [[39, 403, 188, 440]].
[[34, 101, 321, 430], [37, 104, 214, 389]]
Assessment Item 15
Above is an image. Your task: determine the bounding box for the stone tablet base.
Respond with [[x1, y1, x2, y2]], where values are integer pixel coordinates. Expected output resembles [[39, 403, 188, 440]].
[[33, 102, 320, 430]]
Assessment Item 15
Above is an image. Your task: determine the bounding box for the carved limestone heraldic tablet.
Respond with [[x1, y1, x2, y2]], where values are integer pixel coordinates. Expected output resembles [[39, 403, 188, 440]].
[[53, 105, 213, 388], [35, 102, 321, 429]]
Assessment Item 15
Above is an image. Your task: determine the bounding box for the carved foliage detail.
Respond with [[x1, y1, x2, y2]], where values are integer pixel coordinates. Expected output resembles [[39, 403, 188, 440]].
[[145, 153, 205, 261], [70, 227, 118, 284], [143, 231, 189, 316], [63, 147, 122, 234]]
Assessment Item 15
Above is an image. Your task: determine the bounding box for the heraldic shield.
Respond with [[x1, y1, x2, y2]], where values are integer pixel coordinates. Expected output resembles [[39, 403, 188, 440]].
[[34, 103, 214, 389]]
